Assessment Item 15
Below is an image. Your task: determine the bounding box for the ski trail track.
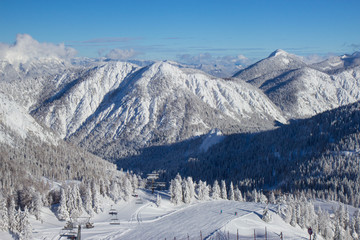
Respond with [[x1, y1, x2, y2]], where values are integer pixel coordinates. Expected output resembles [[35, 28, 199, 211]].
[[110, 200, 263, 239]]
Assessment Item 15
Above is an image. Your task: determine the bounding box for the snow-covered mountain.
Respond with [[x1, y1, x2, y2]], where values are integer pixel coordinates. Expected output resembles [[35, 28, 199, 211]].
[[233, 49, 307, 87], [262, 66, 360, 118], [32, 61, 286, 159], [233, 50, 360, 118], [312, 51, 360, 73]]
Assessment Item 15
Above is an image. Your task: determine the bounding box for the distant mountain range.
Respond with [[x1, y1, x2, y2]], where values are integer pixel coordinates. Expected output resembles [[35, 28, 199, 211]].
[[233, 49, 360, 118]]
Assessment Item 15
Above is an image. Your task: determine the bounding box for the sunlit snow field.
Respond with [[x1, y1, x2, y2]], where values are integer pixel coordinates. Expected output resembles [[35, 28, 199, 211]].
[[0, 189, 342, 240]]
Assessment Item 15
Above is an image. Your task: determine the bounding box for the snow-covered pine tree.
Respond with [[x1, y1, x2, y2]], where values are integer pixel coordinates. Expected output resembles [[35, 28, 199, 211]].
[[220, 180, 227, 200], [65, 184, 82, 219], [0, 193, 9, 231], [211, 180, 220, 200], [123, 177, 133, 201], [31, 191, 42, 221], [196, 180, 205, 200], [82, 183, 93, 216], [262, 206, 272, 223], [228, 182, 235, 201], [109, 181, 121, 202], [57, 188, 69, 221], [296, 203, 305, 228], [353, 209, 360, 236], [304, 201, 317, 231], [170, 177, 182, 205], [131, 174, 139, 193], [350, 219, 359, 240], [234, 187, 243, 202], [156, 193, 161, 207], [284, 204, 292, 224], [335, 204, 349, 229], [73, 184, 83, 218], [334, 221, 346, 240], [290, 206, 297, 227], [202, 181, 210, 200], [323, 224, 334, 240], [195, 180, 202, 200], [251, 189, 258, 203], [13, 208, 21, 238], [99, 178, 106, 197], [91, 183, 101, 214], [18, 207, 32, 240], [268, 192, 276, 204], [8, 197, 17, 233], [186, 177, 195, 201], [259, 192, 268, 204], [182, 180, 191, 204]]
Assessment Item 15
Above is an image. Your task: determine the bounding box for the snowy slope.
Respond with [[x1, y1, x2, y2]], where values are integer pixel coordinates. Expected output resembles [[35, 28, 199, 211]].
[[0, 190, 321, 240], [0, 92, 58, 145]]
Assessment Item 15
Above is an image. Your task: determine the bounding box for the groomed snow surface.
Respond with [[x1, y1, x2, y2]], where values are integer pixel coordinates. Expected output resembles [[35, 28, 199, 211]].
[[0, 190, 324, 240]]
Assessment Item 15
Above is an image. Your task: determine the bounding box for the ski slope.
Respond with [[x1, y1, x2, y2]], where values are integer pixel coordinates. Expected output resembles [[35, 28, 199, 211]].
[[0, 190, 320, 240]]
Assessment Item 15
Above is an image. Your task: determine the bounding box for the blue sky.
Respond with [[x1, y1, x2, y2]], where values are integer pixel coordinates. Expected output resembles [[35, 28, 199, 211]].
[[1, 0, 360, 63]]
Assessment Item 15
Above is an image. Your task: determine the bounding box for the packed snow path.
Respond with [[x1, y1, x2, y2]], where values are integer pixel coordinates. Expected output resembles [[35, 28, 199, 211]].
[[102, 200, 263, 240], [10, 190, 314, 240]]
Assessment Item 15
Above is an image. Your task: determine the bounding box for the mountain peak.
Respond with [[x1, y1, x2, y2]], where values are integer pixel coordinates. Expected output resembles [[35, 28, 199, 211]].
[[268, 49, 289, 58]]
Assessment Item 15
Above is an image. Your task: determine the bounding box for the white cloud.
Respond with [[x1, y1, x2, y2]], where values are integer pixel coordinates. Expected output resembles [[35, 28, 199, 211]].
[[105, 48, 139, 60], [0, 34, 77, 63], [177, 53, 250, 67], [301, 54, 335, 64]]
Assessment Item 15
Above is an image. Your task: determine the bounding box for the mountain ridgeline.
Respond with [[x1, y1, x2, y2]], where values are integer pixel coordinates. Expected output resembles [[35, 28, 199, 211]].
[[1, 49, 360, 207]]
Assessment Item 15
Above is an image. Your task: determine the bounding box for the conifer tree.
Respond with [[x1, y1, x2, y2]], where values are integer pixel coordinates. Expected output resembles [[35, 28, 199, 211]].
[[57, 188, 69, 221], [82, 184, 93, 216], [228, 182, 235, 201], [156, 193, 161, 207], [0, 194, 9, 231], [19, 207, 32, 240], [186, 177, 195, 201], [251, 189, 258, 203], [31, 191, 42, 221], [290, 206, 297, 227], [262, 206, 272, 223], [353, 209, 360, 236], [123, 177, 133, 201], [91, 184, 101, 214], [211, 180, 220, 200], [259, 192, 268, 204], [284, 204, 292, 224], [269, 192, 276, 204], [234, 187, 243, 202], [220, 180, 227, 200], [182, 180, 191, 204], [8, 197, 17, 233], [170, 178, 182, 205]]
